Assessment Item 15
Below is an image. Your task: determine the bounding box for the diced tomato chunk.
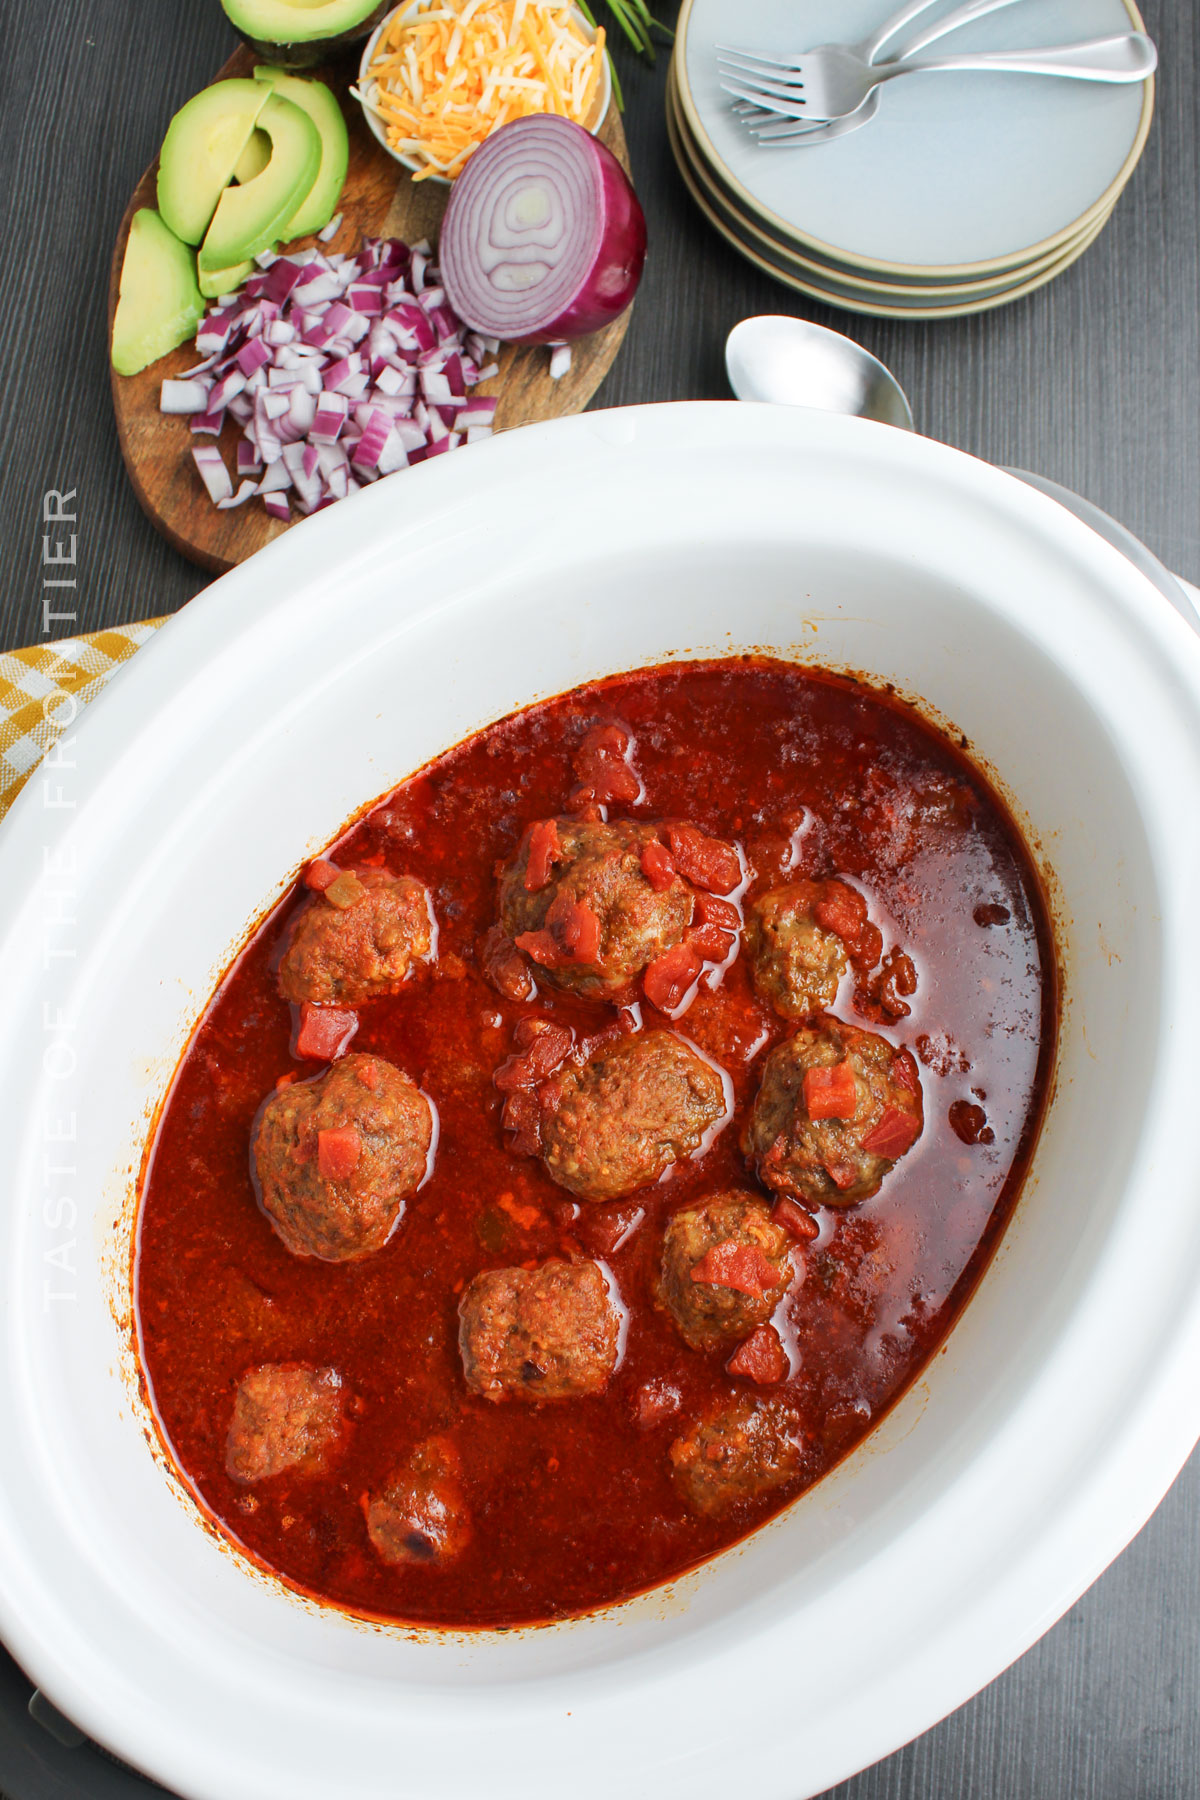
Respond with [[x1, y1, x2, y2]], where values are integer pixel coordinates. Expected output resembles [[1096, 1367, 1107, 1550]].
[[523, 820, 562, 892], [303, 858, 341, 892], [571, 722, 641, 808], [317, 1126, 361, 1181], [726, 1325, 789, 1385], [502, 1089, 541, 1157], [689, 1241, 784, 1297], [822, 1156, 862, 1192], [803, 1060, 858, 1121], [664, 822, 741, 895], [480, 925, 536, 1002], [635, 1379, 682, 1429], [813, 883, 867, 942], [687, 921, 736, 961], [640, 840, 677, 892], [861, 1106, 922, 1160], [643, 942, 703, 1012], [494, 1021, 574, 1093], [514, 928, 573, 970], [294, 1002, 358, 1061], [692, 891, 740, 931], [889, 1049, 921, 1094], [559, 899, 601, 963], [772, 1197, 819, 1242]]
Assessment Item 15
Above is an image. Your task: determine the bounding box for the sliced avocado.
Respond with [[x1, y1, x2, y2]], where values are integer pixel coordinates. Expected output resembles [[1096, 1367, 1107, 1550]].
[[253, 68, 350, 237], [112, 209, 205, 376], [198, 93, 321, 273], [221, 0, 389, 69], [233, 128, 273, 185], [198, 257, 257, 300], [157, 78, 273, 246]]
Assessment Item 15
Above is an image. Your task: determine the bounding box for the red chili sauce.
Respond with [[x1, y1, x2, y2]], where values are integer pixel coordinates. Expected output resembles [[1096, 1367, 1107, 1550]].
[[135, 659, 1057, 1628]]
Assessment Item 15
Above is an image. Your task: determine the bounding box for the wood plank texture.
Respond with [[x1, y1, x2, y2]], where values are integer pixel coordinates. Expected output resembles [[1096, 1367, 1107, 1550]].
[[107, 48, 632, 575], [0, 2, 1198, 1797]]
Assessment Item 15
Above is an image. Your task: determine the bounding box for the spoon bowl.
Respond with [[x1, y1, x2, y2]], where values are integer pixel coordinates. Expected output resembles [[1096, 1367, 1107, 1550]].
[[725, 314, 915, 428]]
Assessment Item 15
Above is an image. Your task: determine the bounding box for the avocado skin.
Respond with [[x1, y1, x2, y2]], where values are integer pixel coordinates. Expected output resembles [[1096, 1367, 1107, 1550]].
[[112, 210, 205, 377], [222, 0, 390, 69]]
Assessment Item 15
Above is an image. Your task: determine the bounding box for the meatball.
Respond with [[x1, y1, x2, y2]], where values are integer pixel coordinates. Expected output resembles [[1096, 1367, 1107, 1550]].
[[278, 868, 432, 1005], [743, 1017, 923, 1209], [498, 818, 693, 1001], [253, 1054, 433, 1261], [365, 1437, 471, 1566], [745, 878, 857, 1017], [459, 1260, 621, 1402], [658, 1193, 793, 1351], [541, 1031, 727, 1202], [669, 1394, 805, 1517], [225, 1362, 346, 1484]]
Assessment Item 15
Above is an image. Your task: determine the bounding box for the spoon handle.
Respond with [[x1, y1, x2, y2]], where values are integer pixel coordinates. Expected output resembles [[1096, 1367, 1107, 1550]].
[[875, 32, 1157, 82]]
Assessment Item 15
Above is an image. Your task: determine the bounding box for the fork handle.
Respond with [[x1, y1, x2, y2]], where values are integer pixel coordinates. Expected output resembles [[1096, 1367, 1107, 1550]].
[[890, 0, 1040, 62], [862, 0, 953, 60], [875, 32, 1157, 81]]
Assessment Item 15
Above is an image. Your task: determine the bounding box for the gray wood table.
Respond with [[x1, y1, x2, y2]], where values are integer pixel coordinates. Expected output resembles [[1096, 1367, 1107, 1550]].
[[1, 1, 1197, 1795]]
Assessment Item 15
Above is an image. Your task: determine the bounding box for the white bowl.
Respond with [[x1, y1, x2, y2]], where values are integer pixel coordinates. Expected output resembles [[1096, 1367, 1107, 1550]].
[[1, 404, 1199, 1800], [357, 1, 612, 184]]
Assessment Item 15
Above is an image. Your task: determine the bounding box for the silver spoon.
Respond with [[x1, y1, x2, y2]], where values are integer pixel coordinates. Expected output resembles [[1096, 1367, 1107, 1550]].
[[725, 314, 1197, 627]]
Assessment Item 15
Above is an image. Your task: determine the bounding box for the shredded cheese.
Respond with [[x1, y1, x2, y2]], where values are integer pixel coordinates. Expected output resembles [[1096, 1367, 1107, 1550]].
[[354, 0, 606, 180]]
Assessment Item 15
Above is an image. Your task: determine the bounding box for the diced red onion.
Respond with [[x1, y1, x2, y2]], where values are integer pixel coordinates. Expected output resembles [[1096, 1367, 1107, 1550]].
[[173, 237, 507, 523], [318, 212, 344, 244], [258, 459, 292, 494], [160, 379, 212, 415], [216, 479, 258, 510], [192, 446, 232, 504], [439, 116, 646, 345]]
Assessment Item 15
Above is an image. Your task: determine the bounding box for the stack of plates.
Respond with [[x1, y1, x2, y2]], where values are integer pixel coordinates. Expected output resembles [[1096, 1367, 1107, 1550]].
[[668, 0, 1153, 319]]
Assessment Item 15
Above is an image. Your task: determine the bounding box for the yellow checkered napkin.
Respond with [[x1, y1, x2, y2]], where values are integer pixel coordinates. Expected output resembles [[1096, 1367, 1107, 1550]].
[[0, 620, 166, 823]]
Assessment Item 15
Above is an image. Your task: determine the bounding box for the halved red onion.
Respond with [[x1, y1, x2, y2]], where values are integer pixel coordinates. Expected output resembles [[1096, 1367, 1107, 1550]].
[[438, 116, 647, 345]]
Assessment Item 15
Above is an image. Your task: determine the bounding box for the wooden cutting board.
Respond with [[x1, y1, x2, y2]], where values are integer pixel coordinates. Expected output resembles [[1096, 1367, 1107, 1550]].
[[109, 46, 634, 575]]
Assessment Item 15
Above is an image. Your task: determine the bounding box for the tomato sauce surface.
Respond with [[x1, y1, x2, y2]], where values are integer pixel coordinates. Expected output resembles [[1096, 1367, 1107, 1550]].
[[135, 659, 1057, 1628]]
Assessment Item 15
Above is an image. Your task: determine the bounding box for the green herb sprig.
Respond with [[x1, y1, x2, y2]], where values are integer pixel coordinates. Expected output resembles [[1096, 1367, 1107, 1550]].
[[575, 0, 674, 109]]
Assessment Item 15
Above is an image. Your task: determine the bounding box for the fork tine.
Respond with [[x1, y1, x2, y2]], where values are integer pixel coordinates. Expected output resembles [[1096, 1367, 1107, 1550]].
[[719, 78, 813, 115], [719, 68, 813, 102], [716, 50, 805, 84], [714, 41, 805, 71], [748, 114, 829, 139]]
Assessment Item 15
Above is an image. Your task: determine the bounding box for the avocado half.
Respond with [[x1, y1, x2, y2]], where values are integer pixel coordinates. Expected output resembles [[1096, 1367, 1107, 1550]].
[[220, 0, 391, 69]]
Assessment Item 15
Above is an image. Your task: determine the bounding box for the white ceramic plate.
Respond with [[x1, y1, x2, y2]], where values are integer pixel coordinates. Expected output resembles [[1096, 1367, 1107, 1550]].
[[678, 0, 1151, 273], [666, 70, 1114, 316], [1, 405, 1200, 1800]]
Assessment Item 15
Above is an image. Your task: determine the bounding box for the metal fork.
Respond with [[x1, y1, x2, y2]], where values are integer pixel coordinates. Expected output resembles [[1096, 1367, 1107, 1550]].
[[720, 0, 1046, 147], [719, 33, 1157, 133]]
